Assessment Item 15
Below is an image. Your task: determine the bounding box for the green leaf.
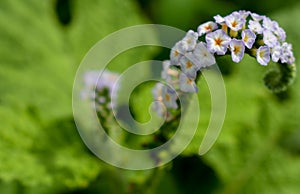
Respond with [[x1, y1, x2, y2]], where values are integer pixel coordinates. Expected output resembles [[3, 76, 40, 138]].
[[0, 0, 157, 193]]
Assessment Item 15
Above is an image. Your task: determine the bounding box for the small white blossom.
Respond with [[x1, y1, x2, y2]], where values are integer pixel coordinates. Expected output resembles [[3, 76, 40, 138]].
[[84, 70, 118, 91], [179, 73, 198, 93], [152, 82, 164, 100], [181, 30, 198, 51], [162, 87, 178, 109], [242, 29, 256, 49], [229, 39, 245, 63], [250, 13, 265, 21], [214, 15, 225, 24], [152, 83, 166, 116], [263, 17, 279, 32], [180, 54, 198, 78], [192, 42, 216, 68], [197, 21, 218, 36], [82, 70, 120, 110], [152, 101, 166, 117], [281, 42, 295, 64], [271, 44, 281, 62], [152, 83, 178, 109], [206, 29, 231, 55], [224, 12, 246, 31], [248, 20, 263, 34], [273, 26, 286, 42], [161, 60, 179, 84], [263, 30, 278, 48], [238, 10, 250, 19], [257, 46, 270, 66], [170, 41, 185, 65]]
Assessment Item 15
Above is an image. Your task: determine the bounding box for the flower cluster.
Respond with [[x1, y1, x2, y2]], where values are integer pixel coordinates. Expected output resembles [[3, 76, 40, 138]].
[[81, 70, 119, 112], [152, 10, 296, 117]]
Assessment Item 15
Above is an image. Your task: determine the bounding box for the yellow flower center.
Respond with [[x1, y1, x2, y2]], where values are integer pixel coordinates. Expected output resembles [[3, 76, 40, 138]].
[[231, 20, 238, 28], [214, 38, 223, 46], [186, 60, 193, 68], [233, 45, 241, 54], [186, 78, 193, 85], [243, 35, 248, 42], [165, 93, 171, 102], [205, 25, 212, 31], [259, 50, 264, 58]]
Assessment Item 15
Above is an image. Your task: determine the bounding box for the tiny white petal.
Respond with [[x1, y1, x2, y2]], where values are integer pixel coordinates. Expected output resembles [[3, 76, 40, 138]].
[[170, 41, 185, 65], [273, 26, 286, 42], [162, 87, 178, 109], [180, 54, 198, 78], [257, 46, 270, 66], [161, 60, 179, 84], [250, 13, 265, 21], [280, 42, 295, 64], [242, 29, 256, 49], [263, 30, 278, 48], [214, 15, 225, 24], [192, 42, 216, 68], [181, 30, 198, 51], [248, 20, 263, 34], [179, 73, 198, 93], [152, 83, 164, 100], [229, 39, 245, 63], [238, 10, 250, 19], [263, 17, 278, 31], [197, 21, 218, 36], [271, 45, 281, 63]]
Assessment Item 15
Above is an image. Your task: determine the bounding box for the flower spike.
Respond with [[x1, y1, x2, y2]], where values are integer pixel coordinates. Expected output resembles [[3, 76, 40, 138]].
[[153, 10, 297, 117]]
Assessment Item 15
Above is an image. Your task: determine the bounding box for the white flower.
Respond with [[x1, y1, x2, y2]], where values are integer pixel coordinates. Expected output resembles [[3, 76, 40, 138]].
[[192, 42, 216, 68], [180, 54, 198, 78], [179, 73, 198, 93], [197, 21, 218, 36], [162, 87, 178, 109], [152, 83, 166, 116], [181, 30, 198, 51], [161, 60, 179, 84], [214, 15, 225, 24], [271, 44, 281, 63], [238, 10, 250, 19], [250, 13, 264, 21], [206, 29, 231, 55], [281, 42, 295, 64], [229, 39, 245, 63], [152, 82, 164, 100], [248, 20, 263, 34], [152, 101, 166, 117], [273, 26, 286, 42], [256, 46, 270, 66], [224, 12, 246, 31], [242, 29, 256, 49], [82, 70, 120, 110], [152, 83, 178, 109], [170, 41, 185, 65], [263, 30, 278, 48], [263, 17, 278, 31], [83, 70, 119, 94]]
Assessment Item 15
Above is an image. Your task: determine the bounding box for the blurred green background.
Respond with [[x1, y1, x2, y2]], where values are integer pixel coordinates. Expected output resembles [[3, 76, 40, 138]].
[[0, 0, 300, 193]]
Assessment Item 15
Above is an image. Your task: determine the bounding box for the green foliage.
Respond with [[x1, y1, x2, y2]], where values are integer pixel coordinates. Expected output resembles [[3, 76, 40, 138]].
[[1, 0, 300, 194], [0, 0, 156, 193]]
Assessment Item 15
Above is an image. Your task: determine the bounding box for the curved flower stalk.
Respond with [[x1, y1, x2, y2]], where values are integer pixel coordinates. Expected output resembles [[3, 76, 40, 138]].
[[153, 10, 296, 117]]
